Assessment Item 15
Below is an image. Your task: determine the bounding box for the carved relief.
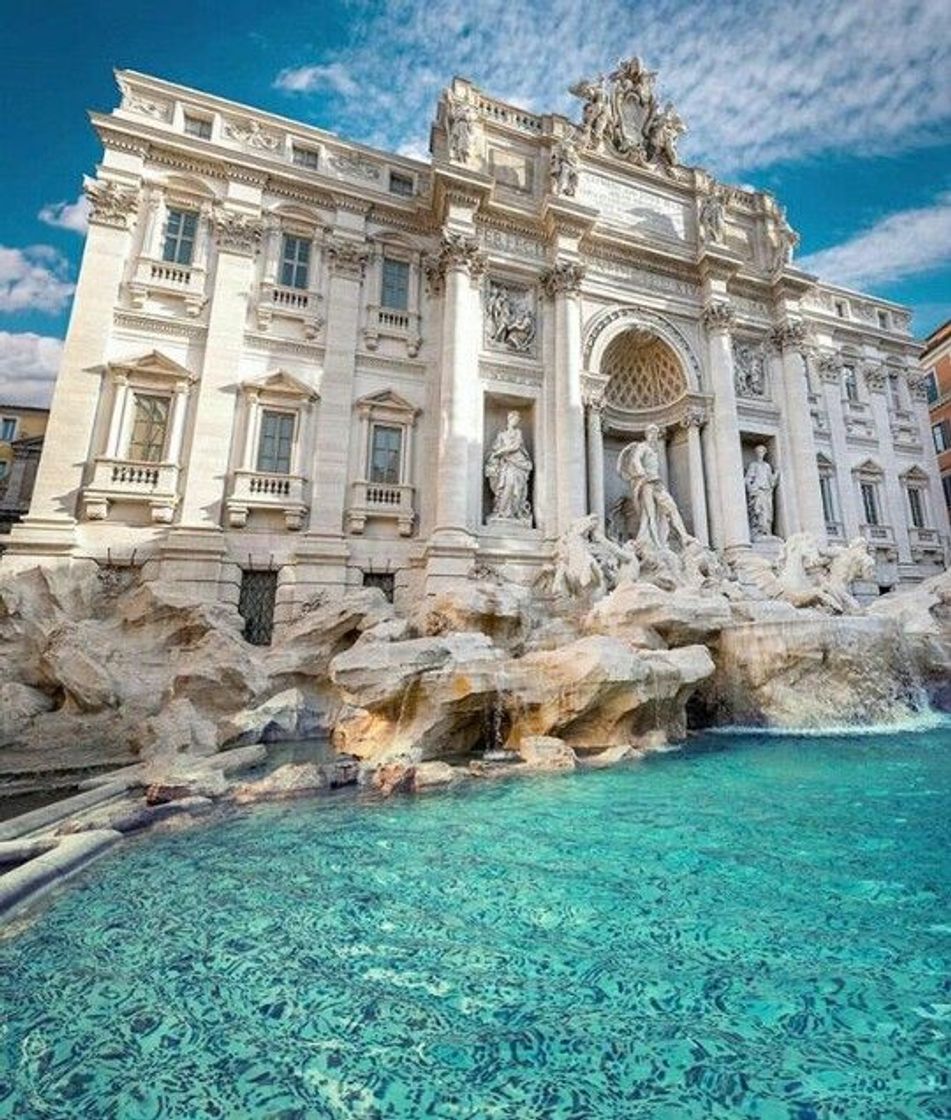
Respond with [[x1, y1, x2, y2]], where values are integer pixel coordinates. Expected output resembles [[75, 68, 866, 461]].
[[569, 57, 685, 171], [117, 78, 171, 122], [733, 338, 769, 398], [212, 209, 264, 255], [224, 118, 282, 152], [484, 282, 537, 354], [84, 178, 140, 229], [329, 152, 381, 181]]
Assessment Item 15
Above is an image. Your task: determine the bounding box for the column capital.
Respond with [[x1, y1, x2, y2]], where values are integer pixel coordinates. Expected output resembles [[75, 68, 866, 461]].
[[701, 299, 736, 332], [423, 231, 486, 294], [211, 207, 265, 256], [680, 405, 707, 429], [770, 318, 811, 354], [816, 350, 843, 383], [541, 260, 586, 298], [84, 178, 140, 230], [861, 360, 887, 392], [326, 235, 370, 279], [581, 372, 609, 410]]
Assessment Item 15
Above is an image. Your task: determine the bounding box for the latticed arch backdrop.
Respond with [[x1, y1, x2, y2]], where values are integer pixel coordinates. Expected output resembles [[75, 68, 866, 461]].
[[601, 330, 687, 411]]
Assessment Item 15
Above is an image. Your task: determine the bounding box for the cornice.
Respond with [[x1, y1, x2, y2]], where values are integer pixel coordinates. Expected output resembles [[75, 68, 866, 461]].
[[113, 310, 208, 339]]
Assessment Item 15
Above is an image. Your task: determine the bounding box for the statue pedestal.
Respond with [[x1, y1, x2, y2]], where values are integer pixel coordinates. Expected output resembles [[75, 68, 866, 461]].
[[484, 516, 535, 537], [751, 535, 783, 562]]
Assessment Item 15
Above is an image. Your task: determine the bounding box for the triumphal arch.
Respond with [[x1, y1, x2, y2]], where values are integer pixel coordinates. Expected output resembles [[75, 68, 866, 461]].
[[4, 57, 947, 627]]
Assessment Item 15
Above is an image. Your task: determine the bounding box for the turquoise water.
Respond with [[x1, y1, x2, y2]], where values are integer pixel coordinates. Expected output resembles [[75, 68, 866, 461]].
[[1, 727, 950, 1119]]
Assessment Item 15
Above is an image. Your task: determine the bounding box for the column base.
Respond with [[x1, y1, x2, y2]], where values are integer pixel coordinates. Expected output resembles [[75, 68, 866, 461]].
[[155, 526, 231, 602], [1, 516, 78, 563], [423, 527, 478, 596]]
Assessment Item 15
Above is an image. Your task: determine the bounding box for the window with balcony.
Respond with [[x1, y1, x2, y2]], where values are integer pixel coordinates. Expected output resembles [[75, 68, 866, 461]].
[[381, 258, 410, 311], [184, 114, 212, 140], [388, 171, 414, 198], [907, 486, 925, 529], [369, 424, 403, 485], [256, 410, 295, 474], [292, 145, 320, 170], [163, 209, 198, 265], [819, 474, 836, 525], [860, 481, 879, 526], [280, 235, 311, 290], [127, 394, 170, 462]]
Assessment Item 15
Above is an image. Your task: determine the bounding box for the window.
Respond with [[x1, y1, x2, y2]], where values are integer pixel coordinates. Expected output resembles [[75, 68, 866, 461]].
[[184, 114, 212, 140], [256, 410, 295, 474], [238, 570, 278, 646], [924, 372, 939, 404], [388, 171, 414, 197], [843, 365, 859, 403], [369, 424, 403, 484], [0, 460, 8, 482], [907, 487, 925, 529], [280, 235, 311, 290], [860, 481, 879, 526], [933, 420, 951, 454], [163, 209, 198, 265], [381, 258, 410, 311], [127, 394, 170, 462], [877, 310, 889, 330], [819, 474, 836, 524], [835, 300, 847, 319], [888, 374, 902, 412], [363, 571, 395, 602], [292, 145, 320, 170], [942, 473, 951, 510], [0, 417, 17, 442]]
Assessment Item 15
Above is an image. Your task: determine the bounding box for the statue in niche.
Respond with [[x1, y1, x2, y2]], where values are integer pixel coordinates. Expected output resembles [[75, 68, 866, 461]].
[[446, 95, 476, 164], [734, 342, 767, 397], [549, 135, 580, 196], [698, 189, 726, 244], [617, 424, 693, 551], [485, 283, 536, 353], [745, 445, 779, 538], [485, 411, 533, 524]]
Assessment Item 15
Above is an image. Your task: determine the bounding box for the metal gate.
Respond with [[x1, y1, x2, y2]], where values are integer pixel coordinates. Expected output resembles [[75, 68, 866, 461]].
[[238, 569, 278, 646], [362, 571, 395, 602]]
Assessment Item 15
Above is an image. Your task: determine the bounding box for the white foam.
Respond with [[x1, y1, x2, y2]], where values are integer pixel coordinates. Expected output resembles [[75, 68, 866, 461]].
[[704, 709, 951, 739]]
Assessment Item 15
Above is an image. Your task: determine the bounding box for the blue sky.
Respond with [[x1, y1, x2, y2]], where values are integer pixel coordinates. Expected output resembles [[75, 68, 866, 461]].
[[1, 0, 949, 406]]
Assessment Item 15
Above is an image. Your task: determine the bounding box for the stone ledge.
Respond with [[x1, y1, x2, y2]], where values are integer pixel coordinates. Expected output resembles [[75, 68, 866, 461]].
[[0, 830, 122, 918]]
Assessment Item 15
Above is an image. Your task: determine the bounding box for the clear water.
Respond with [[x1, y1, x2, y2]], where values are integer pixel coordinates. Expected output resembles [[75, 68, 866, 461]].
[[1, 727, 949, 1119]]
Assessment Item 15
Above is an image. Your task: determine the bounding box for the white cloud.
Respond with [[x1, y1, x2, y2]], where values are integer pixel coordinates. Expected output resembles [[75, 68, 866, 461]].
[[271, 0, 950, 175], [0, 332, 63, 408], [38, 194, 90, 235], [0, 245, 75, 314], [274, 62, 359, 96], [799, 192, 951, 288]]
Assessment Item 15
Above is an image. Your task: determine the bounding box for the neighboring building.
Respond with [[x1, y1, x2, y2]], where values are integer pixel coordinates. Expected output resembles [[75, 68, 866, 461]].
[[3, 64, 948, 633], [0, 406, 49, 542], [920, 318, 951, 518]]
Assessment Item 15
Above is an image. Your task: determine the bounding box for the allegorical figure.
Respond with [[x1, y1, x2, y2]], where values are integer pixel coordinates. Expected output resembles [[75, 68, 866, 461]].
[[698, 189, 726, 243], [549, 135, 580, 197], [617, 424, 692, 550], [485, 411, 533, 524], [745, 444, 779, 538], [446, 95, 476, 163]]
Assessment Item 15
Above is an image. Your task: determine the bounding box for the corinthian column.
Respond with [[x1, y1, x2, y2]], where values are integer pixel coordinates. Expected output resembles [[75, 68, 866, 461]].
[[772, 320, 825, 541], [702, 300, 750, 554], [542, 261, 587, 533], [582, 376, 607, 525], [681, 406, 710, 545]]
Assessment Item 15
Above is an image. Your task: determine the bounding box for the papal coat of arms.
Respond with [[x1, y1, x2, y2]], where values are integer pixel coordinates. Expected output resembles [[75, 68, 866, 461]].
[[569, 57, 686, 169]]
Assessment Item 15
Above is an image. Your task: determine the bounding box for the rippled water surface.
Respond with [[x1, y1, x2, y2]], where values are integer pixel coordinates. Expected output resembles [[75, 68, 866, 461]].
[[2, 727, 950, 1119]]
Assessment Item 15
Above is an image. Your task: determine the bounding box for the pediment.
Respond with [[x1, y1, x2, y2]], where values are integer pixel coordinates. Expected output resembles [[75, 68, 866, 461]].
[[852, 458, 883, 477], [108, 350, 197, 383], [243, 369, 318, 401], [816, 451, 836, 469], [900, 464, 930, 482], [355, 389, 418, 417]]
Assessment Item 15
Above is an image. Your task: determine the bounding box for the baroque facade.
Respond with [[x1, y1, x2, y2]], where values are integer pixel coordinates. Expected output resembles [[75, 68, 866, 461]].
[[4, 65, 948, 625]]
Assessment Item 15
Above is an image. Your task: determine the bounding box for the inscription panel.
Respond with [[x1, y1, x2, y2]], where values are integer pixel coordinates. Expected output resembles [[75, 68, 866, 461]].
[[578, 171, 690, 242]]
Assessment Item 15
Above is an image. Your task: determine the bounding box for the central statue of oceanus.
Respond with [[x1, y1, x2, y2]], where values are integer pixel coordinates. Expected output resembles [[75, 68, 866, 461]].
[[617, 424, 693, 550]]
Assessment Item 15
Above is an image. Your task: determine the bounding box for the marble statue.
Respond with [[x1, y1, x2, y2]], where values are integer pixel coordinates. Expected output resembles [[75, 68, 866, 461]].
[[550, 513, 638, 599], [485, 412, 533, 524], [549, 135, 580, 196], [823, 537, 875, 613], [485, 284, 536, 353], [647, 102, 686, 166], [617, 424, 693, 551], [734, 342, 767, 398], [698, 189, 726, 243], [446, 95, 476, 163], [745, 445, 779, 539]]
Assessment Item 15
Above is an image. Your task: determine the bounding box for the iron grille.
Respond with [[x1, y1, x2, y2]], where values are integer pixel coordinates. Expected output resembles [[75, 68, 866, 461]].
[[239, 569, 278, 646]]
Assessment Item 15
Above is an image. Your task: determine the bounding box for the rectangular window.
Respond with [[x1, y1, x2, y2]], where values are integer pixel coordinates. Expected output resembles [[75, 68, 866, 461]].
[[907, 487, 925, 529], [238, 569, 278, 646], [362, 571, 395, 602], [924, 372, 938, 404], [819, 474, 836, 524], [888, 375, 902, 412], [843, 367, 859, 403], [933, 420, 951, 454], [369, 424, 403, 485], [292, 145, 320, 170], [0, 417, 17, 442], [184, 114, 212, 140], [280, 235, 311, 290], [860, 482, 879, 526], [127, 394, 170, 462], [942, 473, 951, 510], [388, 171, 414, 197], [877, 310, 889, 330], [380, 258, 410, 311], [256, 410, 296, 474], [835, 300, 847, 319], [163, 209, 198, 265]]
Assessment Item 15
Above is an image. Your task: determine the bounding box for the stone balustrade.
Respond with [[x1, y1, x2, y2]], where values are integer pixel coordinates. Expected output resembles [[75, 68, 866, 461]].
[[83, 458, 180, 523], [226, 470, 307, 530], [346, 479, 415, 536]]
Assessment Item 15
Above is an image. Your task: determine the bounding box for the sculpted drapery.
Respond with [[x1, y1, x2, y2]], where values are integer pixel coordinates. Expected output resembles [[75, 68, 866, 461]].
[[485, 412, 533, 524]]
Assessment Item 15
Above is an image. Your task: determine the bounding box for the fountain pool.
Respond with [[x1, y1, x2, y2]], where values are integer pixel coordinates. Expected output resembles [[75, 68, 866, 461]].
[[1, 725, 949, 1118]]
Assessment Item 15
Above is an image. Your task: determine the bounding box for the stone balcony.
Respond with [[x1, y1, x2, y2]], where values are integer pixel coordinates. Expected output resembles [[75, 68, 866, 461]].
[[908, 525, 945, 561], [226, 470, 307, 530], [860, 522, 896, 556], [362, 305, 422, 356], [825, 520, 845, 541], [346, 480, 415, 536], [129, 258, 207, 316], [83, 458, 180, 523], [255, 283, 323, 338]]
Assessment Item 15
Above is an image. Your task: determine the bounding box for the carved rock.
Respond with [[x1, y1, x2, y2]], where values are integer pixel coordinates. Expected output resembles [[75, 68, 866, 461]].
[[585, 582, 732, 646]]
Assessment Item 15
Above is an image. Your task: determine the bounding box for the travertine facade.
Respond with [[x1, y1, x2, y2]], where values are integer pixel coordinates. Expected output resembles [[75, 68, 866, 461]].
[[4, 65, 947, 624]]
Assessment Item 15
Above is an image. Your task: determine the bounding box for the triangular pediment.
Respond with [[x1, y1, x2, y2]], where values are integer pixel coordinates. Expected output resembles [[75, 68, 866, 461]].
[[109, 350, 197, 383], [816, 451, 835, 469], [355, 389, 418, 416], [243, 369, 318, 401], [852, 458, 883, 476], [900, 464, 930, 482]]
